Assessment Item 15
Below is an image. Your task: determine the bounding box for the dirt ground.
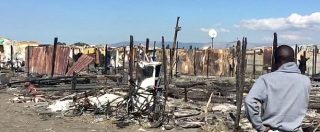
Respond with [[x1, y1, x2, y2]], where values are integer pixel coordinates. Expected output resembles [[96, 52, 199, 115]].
[[0, 89, 199, 132]]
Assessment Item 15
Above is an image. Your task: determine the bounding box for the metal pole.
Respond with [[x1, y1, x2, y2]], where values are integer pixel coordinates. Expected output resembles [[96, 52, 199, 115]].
[[211, 37, 214, 49], [51, 37, 58, 77]]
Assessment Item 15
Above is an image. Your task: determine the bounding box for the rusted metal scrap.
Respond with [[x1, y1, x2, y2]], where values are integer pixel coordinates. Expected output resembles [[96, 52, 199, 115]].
[[28, 45, 70, 76], [66, 54, 94, 76]]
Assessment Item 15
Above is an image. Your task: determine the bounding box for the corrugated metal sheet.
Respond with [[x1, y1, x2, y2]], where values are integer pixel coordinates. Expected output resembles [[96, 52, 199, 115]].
[[66, 54, 94, 76], [27, 45, 70, 75], [153, 47, 272, 76]]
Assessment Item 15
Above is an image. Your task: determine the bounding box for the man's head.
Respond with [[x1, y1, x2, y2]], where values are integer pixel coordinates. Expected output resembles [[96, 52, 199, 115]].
[[274, 45, 295, 69]]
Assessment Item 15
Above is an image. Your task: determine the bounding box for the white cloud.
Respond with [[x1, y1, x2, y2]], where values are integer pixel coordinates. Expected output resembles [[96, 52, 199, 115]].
[[279, 33, 312, 41], [239, 12, 320, 31], [219, 28, 230, 32], [200, 28, 209, 32]]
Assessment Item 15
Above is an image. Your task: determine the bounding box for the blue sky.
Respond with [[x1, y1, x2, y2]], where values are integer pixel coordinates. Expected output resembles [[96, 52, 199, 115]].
[[1, 0, 320, 46]]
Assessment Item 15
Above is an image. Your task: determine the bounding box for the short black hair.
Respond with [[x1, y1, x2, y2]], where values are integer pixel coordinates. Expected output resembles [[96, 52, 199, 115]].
[[274, 45, 295, 64]]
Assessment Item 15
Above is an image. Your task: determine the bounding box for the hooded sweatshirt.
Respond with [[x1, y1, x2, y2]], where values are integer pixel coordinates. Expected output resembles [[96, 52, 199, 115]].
[[245, 62, 311, 132]]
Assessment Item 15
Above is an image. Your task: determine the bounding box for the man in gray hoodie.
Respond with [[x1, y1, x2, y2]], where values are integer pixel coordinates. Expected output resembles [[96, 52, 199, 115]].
[[245, 45, 311, 132]]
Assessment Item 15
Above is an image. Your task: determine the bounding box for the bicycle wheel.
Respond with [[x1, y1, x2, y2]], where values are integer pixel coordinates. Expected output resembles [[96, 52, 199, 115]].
[[63, 108, 83, 117]]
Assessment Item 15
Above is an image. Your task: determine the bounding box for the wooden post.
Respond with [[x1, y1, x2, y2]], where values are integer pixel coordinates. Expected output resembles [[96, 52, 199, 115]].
[[234, 40, 242, 130], [295, 44, 298, 62], [253, 50, 256, 79], [51, 37, 58, 77], [27, 46, 30, 76], [206, 49, 210, 78], [129, 36, 134, 83], [271, 32, 278, 72], [175, 41, 179, 77], [152, 41, 156, 61], [104, 44, 108, 75], [162, 36, 168, 102], [170, 16, 181, 81]]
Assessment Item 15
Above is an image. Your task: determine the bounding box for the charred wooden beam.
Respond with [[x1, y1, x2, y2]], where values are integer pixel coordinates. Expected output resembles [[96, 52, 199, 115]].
[[232, 46, 235, 77], [71, 72, 76, 90], [169, 48, 172, 79], [234, 39, 242, 130], [236, 37, 248, 130], [123, 46, 126, 71], [162, 36, 168, 103], [105, 44, 108, 75], [95, 48, 99, 68], [10, 45, 14, 71], [72, 48, 75, 60], [175, 41, 179, 77], [315, 46, 318, 75], [87, 50, 90, 74], [253, 50, 256, 79], [129, 35, 134, 83], [206, 49, 210, 78], [313, 45, 318, 75], [51, 37, 58, 77], [27, 46, 30, 76], [271, 33, 278, 72], [193, 48, 197, 76], [152, 41, 156, 61], [146, 38, 149, 54], [295, 44, 298, 62], [170, 16, 181, 81]]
